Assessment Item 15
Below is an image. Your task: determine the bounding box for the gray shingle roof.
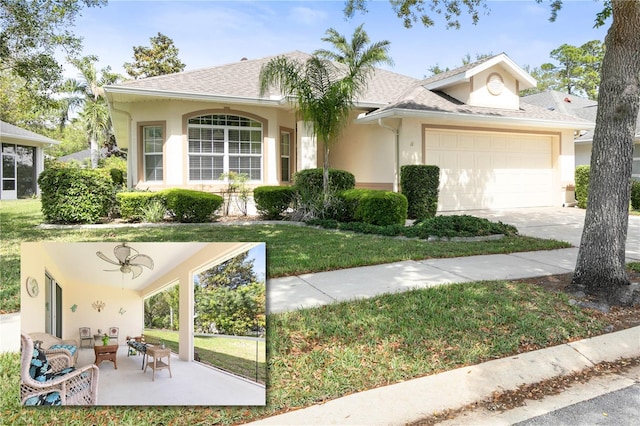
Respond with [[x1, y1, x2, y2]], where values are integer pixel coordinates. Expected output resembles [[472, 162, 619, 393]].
[[111, 51, 418, 106], [365, 82, 593, 125], [0, 120, 60, 145], [521, 90, 640, 140]]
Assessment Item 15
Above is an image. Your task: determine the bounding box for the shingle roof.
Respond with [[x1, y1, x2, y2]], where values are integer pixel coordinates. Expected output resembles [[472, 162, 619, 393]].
[[364, 82, 593, 125], [111, 51, 418, 106], [0, 120, 60, 145], [521, 90, 640, 140], [420, 54, 501, 86]]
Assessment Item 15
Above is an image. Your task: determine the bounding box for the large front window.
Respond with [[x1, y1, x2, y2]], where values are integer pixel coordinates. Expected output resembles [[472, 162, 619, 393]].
[[188, 114, 262, 181]]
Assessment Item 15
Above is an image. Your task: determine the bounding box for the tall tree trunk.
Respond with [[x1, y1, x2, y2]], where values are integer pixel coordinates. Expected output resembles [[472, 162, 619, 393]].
[[570, 1, 640, 306], [323, 141, 330, 198]]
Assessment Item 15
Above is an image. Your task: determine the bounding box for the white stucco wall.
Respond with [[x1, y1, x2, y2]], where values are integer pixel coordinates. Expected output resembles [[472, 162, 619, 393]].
[[20, 243, 144, 345]]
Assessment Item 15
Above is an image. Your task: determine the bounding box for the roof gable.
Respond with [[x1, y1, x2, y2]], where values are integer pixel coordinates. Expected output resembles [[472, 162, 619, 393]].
[[422, 53, 536, 91]]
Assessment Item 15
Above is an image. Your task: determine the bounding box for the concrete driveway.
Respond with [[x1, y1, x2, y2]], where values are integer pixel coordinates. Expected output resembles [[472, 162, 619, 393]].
[[445, 207, 640, 262]]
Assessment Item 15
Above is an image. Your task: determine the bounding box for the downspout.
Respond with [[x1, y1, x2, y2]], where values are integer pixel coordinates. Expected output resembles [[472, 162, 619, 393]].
[[110, 106, 133, 188], [377, 118, 402, 192]]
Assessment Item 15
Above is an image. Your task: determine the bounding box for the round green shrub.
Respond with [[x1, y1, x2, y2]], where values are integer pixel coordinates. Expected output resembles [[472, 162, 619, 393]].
[[253, 186, 294, 219], [38, 166, 115, 223], [341, 189, 408, 226], [162, 189, 223, 223], [116, 191, 166, 221], [293, 168, 355, 198]]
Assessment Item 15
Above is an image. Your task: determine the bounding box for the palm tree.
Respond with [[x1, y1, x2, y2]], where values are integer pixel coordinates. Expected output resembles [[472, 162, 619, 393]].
[[68, 56, 121, 168], [259, 24, 392, 196]]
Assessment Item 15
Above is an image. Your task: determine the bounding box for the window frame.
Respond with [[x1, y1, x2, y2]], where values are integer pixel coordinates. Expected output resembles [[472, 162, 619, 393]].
[[186, 113, 264, 183], [138, 122, 166, 184]]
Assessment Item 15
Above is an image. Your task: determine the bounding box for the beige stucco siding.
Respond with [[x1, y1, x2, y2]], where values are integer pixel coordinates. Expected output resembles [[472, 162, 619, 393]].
[[114, 100, 297, 192], [332, 116, 575, 210]]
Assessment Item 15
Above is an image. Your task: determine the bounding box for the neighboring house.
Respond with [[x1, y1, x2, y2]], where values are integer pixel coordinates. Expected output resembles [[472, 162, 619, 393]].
[[0, 121, 60, 200], [521, 90, 640, 181], [57, 148, 92, 164], [104, 52, 591, 211]]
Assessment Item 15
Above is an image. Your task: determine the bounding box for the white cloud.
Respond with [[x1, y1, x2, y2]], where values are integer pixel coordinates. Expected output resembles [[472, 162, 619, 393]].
[[288, 6, 328, 26]]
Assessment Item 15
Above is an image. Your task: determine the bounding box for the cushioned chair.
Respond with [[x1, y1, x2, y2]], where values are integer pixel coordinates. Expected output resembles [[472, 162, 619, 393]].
[[29, 332, 78, 365], [107, 327, 119, 345], [20, 332, 99, 406], [79, 327, 93, 349]]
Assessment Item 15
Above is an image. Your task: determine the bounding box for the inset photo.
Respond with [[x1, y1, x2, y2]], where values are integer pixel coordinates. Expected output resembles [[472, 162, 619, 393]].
[[20, 241, 266, 406]]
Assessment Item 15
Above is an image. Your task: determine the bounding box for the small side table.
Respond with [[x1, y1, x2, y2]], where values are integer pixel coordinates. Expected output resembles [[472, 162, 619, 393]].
[[145, 346, 172, 381], [94, 344, 118, 369]]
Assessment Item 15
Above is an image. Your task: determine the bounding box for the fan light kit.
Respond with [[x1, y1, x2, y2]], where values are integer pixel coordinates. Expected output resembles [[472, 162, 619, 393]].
[[96, 242, 154, 279]]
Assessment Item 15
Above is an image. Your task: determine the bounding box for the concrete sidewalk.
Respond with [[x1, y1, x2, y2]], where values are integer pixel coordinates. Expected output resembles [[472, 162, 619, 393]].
[[267, 247, 579, 313]]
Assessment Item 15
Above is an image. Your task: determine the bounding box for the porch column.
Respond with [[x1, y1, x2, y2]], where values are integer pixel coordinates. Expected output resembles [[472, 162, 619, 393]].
[[178, 270, 194, 361], [297, 121, 317, 170]]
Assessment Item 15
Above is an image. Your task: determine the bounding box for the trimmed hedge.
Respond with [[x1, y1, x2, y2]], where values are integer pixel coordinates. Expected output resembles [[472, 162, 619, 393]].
[[163, 189, 223, 223], [254, 186, 295, 219], [340, 189, 408, 226], [632, 181, 640, 211], [38, 167, 115, 224], [293, 168, 355, 197], [575, 165, 590, 209], [117, 192, 166, 221], [401, 165, 440, 219]]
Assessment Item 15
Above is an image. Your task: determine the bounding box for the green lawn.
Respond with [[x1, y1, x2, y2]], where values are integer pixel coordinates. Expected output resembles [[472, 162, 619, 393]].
[[0, 199, 570, 313], [143, 329, 267, 384]]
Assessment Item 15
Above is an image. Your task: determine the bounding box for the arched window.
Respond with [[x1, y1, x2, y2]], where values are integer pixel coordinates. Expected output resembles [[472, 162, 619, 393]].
[[187, 114, 262, 181]]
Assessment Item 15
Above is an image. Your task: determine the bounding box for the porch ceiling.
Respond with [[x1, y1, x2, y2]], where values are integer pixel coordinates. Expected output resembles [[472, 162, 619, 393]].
[[41, 242, 249, 292]]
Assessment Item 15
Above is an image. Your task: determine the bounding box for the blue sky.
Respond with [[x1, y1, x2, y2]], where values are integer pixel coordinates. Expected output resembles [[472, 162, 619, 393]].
[[68, 0, 610, 80]]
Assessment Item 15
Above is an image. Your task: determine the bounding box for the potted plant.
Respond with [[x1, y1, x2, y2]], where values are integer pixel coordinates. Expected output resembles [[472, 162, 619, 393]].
[[102, 334, 110, 346]]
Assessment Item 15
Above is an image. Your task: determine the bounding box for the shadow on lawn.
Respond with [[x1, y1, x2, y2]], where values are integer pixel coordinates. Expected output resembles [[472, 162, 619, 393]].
[[195, 347, 267, 385]]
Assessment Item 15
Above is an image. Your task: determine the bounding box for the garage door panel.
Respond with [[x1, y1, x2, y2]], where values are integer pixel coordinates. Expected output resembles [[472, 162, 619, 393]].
[[425, 130, 553, 210]]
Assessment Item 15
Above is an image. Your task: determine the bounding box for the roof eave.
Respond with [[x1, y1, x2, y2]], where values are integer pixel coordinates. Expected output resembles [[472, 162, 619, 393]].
[[103, 85, 288, 106], [356, 108, 595, 130]]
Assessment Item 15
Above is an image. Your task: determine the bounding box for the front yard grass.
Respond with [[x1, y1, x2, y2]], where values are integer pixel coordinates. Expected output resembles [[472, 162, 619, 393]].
[[0, 199, 569, 313]]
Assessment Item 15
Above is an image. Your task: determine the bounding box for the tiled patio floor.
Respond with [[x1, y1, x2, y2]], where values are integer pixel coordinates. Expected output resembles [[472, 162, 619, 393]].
[[77, 345, 265, 406]]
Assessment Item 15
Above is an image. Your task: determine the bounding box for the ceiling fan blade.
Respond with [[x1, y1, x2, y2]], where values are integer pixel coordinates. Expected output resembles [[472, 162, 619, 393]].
[[97, 251, 121, 266], [130, 254, 154, 270], [103, 268, 121, 272], [130, 265, 143, 279], [114, 244, 133, 263]]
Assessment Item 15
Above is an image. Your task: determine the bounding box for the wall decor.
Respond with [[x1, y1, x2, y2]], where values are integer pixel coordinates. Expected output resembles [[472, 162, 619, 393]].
[[119, 307, 126, 315], [25, 276, 39, 298], [92, 300, 106, 312], [70, 304, 78, 312]]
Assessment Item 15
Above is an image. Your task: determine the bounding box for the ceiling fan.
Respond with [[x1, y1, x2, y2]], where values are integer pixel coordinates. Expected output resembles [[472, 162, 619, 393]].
[[96, 243, 154, 279]]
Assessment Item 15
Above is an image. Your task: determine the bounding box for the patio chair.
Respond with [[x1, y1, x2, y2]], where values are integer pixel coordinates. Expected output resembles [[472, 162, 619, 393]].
[[107, 327, 119, 345], [79, 327, 93, 349], [29, 332, 79, 365], [20, 332, 99, 406]]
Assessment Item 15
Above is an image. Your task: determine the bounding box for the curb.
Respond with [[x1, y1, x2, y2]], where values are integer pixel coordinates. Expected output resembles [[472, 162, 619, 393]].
[[247, 327, 640, 425]]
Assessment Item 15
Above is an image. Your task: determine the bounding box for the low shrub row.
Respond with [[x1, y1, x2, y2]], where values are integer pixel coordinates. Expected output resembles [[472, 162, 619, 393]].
[[39, 166, 224, 224], [575, 165, 640, 211], [117, 189, 223, 223], [306, 215, 518, 239]]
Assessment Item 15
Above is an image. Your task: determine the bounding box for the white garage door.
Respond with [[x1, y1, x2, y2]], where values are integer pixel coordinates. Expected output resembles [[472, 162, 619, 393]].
[[424, 129, 554, 211]]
